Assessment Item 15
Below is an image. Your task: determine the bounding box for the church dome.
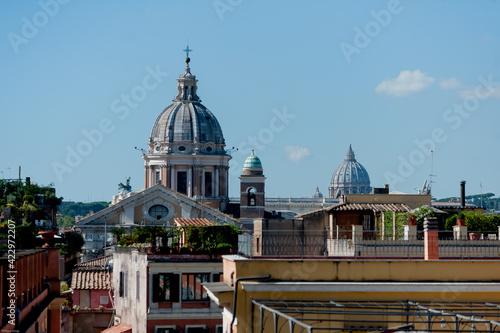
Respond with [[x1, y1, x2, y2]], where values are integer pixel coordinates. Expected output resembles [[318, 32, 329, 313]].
[[312, 186, 323, 199], [149, 58, 225, 153], [242, 149, 263, 176], [329, 145, 371, 198]]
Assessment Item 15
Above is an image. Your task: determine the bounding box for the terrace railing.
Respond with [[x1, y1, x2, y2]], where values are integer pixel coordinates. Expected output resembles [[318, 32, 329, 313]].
[[237, 229, 500, 260]]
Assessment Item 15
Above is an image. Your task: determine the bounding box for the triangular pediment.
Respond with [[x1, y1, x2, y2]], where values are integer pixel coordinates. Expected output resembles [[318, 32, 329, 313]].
[[76, 185, 236, 228]]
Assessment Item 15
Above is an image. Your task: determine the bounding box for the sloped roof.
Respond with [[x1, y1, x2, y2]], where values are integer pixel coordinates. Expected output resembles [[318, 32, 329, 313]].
[[76, 184, 237, 226], [75, 255, 112, 268], [174, 217, 215, 227], [71, 268, 112, 290], [328, 202, 411, 213], [102, 323, 132, 333], [296, 202, 411, 219]]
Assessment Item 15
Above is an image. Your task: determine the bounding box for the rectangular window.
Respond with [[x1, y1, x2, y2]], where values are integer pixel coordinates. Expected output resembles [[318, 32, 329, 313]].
[[212, 273, 223, 282], [186, 326, 207, 333], [136, 271, 140, 300], [152, 273, 180, 302], [119, 271, 128, 298], [182, 273, 209, 301], [204, 172, 212, 197], [124, 272, 128, 298], [177, 171, 187, 195], [100, 296, 108, 305], [363, 215, 371, 230], [119, 271, 124, 297], [156, 171, 161, 184], [155, 327, 178, 333]]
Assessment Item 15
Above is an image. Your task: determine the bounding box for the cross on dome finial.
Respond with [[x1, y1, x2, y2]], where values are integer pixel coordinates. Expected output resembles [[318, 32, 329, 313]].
[[183, 45, 193, 66], [183, 45, 192, 58]]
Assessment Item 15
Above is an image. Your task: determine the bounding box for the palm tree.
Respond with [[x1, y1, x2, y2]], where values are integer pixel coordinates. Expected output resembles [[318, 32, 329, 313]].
[[110, 227, 125, 243]]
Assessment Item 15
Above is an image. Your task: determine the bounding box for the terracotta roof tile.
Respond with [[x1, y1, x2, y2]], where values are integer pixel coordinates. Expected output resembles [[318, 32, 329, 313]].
[[328, 202, 411, 213], [71, 268, 113, 290], [102, 323, 132, 333], [174, 217, 215, 227], [75, 255, 112, 268]]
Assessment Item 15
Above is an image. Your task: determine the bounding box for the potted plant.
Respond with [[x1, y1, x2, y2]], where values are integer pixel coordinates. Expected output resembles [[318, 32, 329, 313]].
[[457, 212, 466, 226], [407, 213, 417, 226], [469, 232, 481, 240]]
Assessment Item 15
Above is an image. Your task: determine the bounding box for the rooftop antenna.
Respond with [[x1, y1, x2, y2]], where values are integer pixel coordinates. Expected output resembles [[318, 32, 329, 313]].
[[428, 148, 436, 195]]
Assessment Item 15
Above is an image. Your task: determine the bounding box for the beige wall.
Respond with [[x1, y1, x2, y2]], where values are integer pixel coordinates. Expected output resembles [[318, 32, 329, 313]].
[[344, 194, 431, 209], [215, 256, 500, 333]]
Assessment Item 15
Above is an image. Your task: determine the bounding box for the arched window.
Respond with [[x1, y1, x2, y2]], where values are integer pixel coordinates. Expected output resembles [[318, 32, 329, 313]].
[[247, 188, 257, 206]]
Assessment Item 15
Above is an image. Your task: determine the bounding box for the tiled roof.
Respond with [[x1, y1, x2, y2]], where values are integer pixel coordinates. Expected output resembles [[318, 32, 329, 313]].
[[71, 268, 112, 290], [174, 217, 215, 227], [102, 323, 132, 333], [296, 202, 411, 218], [432, 201, 479, 208], [75, 255, 112, 268], [328, 202, 411, 213]]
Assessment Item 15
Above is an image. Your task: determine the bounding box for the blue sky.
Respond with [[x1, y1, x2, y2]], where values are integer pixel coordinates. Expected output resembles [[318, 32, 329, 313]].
[[2, 0, 500, 202]]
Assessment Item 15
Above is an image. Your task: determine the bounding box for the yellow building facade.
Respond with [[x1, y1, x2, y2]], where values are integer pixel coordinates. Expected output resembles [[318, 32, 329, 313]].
[[205, 256, 500, 333]]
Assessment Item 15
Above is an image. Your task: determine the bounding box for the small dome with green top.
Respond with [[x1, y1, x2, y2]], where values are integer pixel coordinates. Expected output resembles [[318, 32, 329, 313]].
[[242, 149, 263, 176]]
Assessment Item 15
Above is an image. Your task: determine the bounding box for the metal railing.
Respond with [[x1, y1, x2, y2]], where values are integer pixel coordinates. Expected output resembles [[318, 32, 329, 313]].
[[237, 229, 500, 260]]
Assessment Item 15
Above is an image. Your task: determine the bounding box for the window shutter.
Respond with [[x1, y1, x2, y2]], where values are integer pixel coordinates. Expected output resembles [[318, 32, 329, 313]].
[[170, 274, 180, 302], [152, 274, 160, 302]]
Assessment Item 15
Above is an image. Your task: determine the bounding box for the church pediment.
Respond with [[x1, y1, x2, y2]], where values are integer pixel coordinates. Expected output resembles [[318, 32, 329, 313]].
[[76, 184, 236, 227]]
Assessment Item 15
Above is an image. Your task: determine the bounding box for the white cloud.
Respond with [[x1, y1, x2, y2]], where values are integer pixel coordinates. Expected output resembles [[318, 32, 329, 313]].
[[439, 77, 461, 90], [460, 86, 500, 99], [285, 146, 310, 163], [375, 70, 435, 97]]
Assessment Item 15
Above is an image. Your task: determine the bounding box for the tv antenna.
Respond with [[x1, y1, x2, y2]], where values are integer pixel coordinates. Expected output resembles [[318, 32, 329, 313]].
[[427, 148, 436, 195]]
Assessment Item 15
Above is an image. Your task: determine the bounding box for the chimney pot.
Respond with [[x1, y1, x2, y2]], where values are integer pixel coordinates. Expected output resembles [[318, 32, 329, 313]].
[[460, 181, 466, 207]]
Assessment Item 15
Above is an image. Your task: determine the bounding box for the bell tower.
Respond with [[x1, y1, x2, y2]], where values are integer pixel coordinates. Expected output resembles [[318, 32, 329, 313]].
[[239, 150, 266, 219]]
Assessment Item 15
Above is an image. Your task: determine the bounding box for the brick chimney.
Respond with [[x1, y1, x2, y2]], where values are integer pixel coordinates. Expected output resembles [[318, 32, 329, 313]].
[[424, 217, 439, 260]]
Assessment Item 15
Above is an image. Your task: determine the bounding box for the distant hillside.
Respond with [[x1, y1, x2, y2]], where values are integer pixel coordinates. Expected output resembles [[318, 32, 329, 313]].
[[58, 201, 110, 218]]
